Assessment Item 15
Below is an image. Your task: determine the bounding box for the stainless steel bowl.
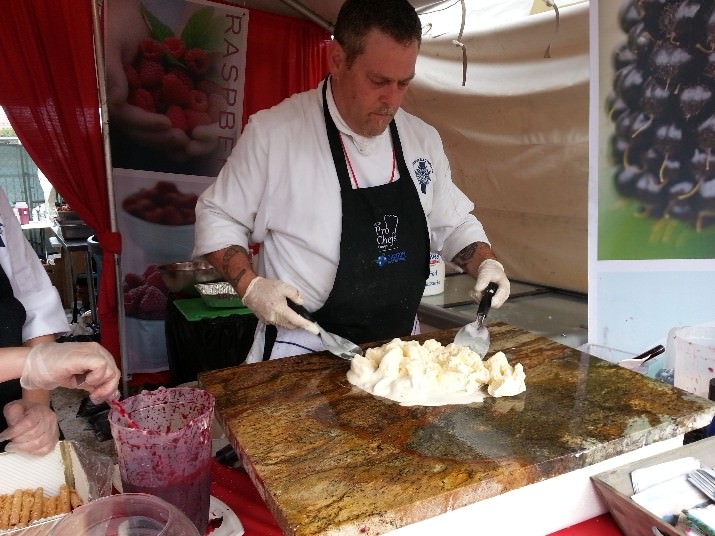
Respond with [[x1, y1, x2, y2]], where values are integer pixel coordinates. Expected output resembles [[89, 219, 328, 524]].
[[157, 261, 221, 294]]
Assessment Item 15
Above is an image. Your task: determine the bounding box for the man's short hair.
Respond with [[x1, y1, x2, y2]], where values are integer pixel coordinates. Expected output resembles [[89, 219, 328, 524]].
[[333, 0, 422, 67]]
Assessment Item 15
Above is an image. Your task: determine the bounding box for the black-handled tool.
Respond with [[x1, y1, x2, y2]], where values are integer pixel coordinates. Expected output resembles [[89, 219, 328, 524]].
[[476, 282, 498, 322], [287, 300, 315, 321]]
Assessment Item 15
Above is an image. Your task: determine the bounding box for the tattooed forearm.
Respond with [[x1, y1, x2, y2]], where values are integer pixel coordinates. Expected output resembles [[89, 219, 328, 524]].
[[222, 245, 250, 288], [452, 243, 478, 268], [451, 242, 496, 273]]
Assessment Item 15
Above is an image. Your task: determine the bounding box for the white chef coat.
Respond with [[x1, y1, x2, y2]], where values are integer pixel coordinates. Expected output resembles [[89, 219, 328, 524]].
[[194, 79, 489, 361], [0, 187, 69, 342]]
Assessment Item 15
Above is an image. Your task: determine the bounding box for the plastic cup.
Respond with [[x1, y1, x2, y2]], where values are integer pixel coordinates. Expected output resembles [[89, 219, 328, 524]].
[[108, 387, 214, 534], [669, 326, 715, 398], [49, 493, 200, 535]]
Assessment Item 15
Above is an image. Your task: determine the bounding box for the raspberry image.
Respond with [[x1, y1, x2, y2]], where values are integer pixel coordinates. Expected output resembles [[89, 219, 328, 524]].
[[123, 272, 144, 292], [185, 109, 212, 132], [166, 104, 188, 131], [167, 68, 194, 91], [121, 7, 223, 146], [184, 48, 211, 77], [128, 88, 155, 112], [138, 37, 164, 62], [124, 64, 140, 90], [161, 73, 191, 107], [143, 264, 159, 279], [139, 285, 168, 319], [145, 269, 168, 292], [137, 59, 164, 88], [163, 36, 186, 61], [188, 90, 208, 112]]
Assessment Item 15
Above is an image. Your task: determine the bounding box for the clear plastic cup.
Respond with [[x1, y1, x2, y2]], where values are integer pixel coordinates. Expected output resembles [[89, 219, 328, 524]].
[[49, 493, 200, 535], [108, 387, 214, 534]]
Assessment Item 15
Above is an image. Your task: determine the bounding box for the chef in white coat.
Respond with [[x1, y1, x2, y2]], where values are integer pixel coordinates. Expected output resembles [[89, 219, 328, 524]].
[[0, 186, 120, 455], [193, 0, 510, 362]]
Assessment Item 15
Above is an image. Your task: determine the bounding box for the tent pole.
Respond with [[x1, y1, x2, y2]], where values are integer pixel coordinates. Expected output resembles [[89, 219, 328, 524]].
[[276, 0, 334, 33], [91, 0, 130, 398]]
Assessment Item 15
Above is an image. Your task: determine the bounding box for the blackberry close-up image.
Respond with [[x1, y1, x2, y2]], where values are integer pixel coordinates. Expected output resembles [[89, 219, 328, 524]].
[[606, 0, 715, 232]]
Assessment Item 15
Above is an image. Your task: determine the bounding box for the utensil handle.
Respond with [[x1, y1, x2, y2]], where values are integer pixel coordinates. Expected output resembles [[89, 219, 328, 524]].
[[287, 299, 315, 321], [477, 282, 498, 317], [633, 344, 665, 363]]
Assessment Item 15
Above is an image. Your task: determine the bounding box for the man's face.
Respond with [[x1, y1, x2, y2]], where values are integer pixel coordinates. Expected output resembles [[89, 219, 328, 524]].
[[330, 29, 419, 137]]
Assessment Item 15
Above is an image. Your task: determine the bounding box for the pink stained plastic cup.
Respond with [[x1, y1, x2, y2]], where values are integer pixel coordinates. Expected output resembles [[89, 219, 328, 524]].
[[108, 387, 215, 534]]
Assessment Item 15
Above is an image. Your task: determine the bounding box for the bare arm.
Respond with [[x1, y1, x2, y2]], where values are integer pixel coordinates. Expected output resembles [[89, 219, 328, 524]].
[[205, 245, 257, 297], [451, 241, 498, 278]]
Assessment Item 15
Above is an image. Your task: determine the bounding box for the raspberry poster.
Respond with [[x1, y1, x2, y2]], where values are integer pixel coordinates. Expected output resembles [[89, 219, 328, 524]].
[[104, 0, 248, 373]]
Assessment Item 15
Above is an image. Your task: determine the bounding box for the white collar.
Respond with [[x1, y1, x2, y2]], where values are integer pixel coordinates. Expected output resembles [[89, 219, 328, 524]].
[[325, 78, 390, 156]]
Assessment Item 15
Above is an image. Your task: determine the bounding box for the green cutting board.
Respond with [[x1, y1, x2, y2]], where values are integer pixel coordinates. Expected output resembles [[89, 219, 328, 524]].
[[173, 298, 254, 322]]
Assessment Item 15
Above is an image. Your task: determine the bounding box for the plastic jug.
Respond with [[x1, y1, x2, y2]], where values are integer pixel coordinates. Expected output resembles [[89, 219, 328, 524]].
[[108, 387, 214, 534], [423, 252, 445, 296], [667, 325, 715, 399]]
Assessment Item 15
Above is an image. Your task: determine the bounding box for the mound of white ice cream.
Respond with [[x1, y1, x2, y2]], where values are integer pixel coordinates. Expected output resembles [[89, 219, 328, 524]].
[[346, 338, 526, 406]]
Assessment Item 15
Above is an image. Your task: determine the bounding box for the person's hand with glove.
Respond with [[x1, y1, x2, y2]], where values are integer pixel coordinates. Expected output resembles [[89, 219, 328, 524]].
[[470, 259, 511, 308], [0, 399, 59, 455], [20, 342, 121, 403], [242, 276, 320, 334]]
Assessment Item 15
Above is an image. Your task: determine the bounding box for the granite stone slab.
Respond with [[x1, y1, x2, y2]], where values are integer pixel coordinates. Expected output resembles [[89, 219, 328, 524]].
[[199, 323, 715, 536]]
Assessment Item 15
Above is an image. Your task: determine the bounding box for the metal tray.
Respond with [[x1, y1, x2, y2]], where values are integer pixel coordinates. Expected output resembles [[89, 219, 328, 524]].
[[194, 282, 246, 308]]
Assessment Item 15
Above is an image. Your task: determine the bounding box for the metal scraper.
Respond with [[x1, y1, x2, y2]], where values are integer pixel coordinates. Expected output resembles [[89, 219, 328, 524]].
[[453, 281, 498, 357]]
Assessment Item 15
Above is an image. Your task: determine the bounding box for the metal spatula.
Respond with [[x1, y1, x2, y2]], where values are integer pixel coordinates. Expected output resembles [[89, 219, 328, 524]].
[[288, 301, 363, 360], [453, 282, 498, 357]]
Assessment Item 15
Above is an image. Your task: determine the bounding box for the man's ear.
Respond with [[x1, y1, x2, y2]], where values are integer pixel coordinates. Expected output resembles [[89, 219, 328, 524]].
[[327, 39, 346, 77]]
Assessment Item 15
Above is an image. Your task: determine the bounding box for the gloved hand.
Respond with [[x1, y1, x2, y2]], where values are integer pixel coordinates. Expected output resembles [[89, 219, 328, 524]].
[[242, 276, 320, 334], [471, 259, 510, 308], [20, 342, 121, 403], [0, 399, 59, 455]]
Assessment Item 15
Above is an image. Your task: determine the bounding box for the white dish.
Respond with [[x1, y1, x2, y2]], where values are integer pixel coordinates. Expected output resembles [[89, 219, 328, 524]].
[[110, 471, 243, 535], [209, 495, 244, 536]]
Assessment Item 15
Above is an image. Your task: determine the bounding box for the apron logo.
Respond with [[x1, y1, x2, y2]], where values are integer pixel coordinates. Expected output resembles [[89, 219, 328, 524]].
[[373, 215, 407, 267], [413, 158, 433, 194], [0, 223, 5, 247], [374, 215, 399, 251]]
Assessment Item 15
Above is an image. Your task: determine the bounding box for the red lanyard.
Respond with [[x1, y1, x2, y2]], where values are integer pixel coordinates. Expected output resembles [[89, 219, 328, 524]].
[[339, 133, 396, 189]]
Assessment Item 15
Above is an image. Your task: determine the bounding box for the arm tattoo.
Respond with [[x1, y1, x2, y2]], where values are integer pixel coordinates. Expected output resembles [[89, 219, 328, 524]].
[[452, 243, 478, 268], [222, 245, 249, 288]]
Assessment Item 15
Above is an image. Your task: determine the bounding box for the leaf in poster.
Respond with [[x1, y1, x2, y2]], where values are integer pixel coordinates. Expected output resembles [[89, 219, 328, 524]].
[[182, 7, 225, 52], [141, 5, 174, 42]]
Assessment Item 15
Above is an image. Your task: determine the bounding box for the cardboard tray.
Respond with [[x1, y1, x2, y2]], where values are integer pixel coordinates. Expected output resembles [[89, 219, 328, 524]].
[[0, 441, 113, 535], [591, 436, 715, 536]]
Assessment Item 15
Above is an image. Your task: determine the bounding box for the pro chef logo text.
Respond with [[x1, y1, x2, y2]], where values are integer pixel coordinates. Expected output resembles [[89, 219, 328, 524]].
[[413, 158, 433, 194], [374, 215, 406, 268]]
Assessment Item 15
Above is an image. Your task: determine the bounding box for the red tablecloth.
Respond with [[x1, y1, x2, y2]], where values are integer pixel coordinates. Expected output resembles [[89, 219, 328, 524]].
[[210, 460, 625, 536], [549, 514, 625, 535], [210, 460, 282, 536]]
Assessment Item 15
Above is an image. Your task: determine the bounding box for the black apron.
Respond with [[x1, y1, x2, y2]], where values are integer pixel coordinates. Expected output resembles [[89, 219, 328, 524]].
[[0, 262, 26, 450], [312, 80, 429, 344]]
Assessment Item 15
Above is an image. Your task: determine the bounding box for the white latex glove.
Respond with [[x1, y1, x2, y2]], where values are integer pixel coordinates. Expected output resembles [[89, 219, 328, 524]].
[[471, 259, 511, 308], [0, 399, 59, 455], [242, 276, 320, 334], [20, 342, 121, 403]]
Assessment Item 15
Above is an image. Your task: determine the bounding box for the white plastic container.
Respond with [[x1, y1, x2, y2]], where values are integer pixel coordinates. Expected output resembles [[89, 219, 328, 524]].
[[423, 252, 445, 296], [669, 325, 715, 399]]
